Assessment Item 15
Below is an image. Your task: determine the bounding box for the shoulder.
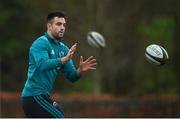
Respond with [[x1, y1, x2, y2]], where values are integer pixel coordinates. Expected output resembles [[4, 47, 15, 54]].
[[32, 36, 49, 47], [31, 36, 50, 50]]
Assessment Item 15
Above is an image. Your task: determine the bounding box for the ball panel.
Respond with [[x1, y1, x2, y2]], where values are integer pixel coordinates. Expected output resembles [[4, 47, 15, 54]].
[[88, 32, 103, 48], [160, 47, 167, 65], [146, 44, 163, 59], [160, 46, 169, 59], [87, 35, 101, 48], [145, 53, 161, 65], [92, 32, 106, 47]]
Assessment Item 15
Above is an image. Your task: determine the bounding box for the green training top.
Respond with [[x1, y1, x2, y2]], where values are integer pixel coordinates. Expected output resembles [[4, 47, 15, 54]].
[[22, 32, 80, 96]]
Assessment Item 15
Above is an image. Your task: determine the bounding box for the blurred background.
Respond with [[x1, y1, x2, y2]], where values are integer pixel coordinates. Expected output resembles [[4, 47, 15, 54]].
[[0, 0, 180, 117]]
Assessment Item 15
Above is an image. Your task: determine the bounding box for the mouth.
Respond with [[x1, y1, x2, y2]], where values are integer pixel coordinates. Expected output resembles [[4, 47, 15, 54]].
[[58, 31, 64, 37], [59, 30, 64, 33]]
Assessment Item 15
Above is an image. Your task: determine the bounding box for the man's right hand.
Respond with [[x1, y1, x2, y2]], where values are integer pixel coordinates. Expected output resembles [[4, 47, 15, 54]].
[[61, 43, 77, 64]]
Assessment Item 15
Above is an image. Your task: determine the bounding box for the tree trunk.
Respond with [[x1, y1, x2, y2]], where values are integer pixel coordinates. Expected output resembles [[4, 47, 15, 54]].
[[173, 13, 180, 94]]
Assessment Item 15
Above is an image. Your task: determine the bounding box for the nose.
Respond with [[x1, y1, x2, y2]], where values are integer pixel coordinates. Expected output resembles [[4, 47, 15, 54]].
[[60, 26, 65, 32], [61, 24, 65, 29]]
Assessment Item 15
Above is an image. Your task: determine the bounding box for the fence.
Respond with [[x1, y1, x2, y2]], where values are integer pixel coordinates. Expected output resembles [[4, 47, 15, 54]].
[[0, 92, 180, 117]]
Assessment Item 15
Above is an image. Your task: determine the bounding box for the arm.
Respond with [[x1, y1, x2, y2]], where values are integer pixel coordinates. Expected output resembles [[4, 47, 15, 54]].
[[61, 60, 80, 83], [60, 43, 79, 82]]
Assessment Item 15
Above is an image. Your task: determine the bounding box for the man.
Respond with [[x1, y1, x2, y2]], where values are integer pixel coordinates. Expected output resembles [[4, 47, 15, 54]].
[[21, 11, 96, 118]]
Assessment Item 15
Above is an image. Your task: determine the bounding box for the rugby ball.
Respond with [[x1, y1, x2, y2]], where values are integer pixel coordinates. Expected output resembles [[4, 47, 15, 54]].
[[145, 44, 169, 65], [87, 31, 106, 48]]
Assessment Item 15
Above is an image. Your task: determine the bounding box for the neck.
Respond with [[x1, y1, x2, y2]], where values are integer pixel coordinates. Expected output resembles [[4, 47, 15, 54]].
[[47, 31, 59, 43]]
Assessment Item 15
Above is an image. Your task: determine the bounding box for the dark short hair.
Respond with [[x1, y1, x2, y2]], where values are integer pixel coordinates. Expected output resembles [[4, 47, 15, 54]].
[[47, 11, 66, 23]]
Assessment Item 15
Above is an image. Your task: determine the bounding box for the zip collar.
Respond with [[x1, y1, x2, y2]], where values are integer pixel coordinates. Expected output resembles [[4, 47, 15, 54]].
[[44, 32, 64, 44]]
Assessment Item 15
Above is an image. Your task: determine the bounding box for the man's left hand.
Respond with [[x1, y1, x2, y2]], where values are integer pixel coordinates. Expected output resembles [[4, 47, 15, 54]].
[[77, 56, 97, 75]]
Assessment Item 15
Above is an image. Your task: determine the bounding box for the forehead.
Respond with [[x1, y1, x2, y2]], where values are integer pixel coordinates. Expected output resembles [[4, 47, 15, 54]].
[[52, 17, 66, 23]]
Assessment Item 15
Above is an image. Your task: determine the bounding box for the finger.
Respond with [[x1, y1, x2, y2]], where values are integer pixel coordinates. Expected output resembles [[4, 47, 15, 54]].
[[68, 50, 75, 59], [72, 43, 77, 49], [69, 44, 77, 53], [69, 48, 75, 54], [80, 56, 83, 63], [89, 63, 97, 67], [70, 46, 76, 52], [74, 43, 77, 46], [67, 53, 73, 59], [72, 43, 77, 47], [70, 43, 77, 51], [88, 59, 96, 64], [85, 56, 94, 62], [88, 67, 96, 70], [70, 51, 75, 55], [70, 49, 75, 54]]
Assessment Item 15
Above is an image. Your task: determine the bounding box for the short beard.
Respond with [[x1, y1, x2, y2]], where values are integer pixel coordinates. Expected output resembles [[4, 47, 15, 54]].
[[53, 33, 63, 40], [55, 35, 62, 40]]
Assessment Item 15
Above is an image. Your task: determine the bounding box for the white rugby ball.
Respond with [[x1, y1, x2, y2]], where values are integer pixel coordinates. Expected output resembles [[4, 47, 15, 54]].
[[145, 44, 169, 65], [87, 31, 106, 48]]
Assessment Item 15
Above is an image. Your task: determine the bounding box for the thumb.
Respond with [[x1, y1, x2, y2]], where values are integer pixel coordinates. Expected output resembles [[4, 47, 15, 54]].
[[80, 56, 83, 63]]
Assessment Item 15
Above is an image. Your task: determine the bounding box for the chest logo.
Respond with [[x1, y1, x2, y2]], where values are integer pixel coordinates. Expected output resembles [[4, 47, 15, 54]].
[[59, 51, 65, 57], [51, 50, 55, 55]]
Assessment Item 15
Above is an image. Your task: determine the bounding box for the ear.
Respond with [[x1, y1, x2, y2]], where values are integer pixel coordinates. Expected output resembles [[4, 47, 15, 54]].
[[47, 23, 51, 29]]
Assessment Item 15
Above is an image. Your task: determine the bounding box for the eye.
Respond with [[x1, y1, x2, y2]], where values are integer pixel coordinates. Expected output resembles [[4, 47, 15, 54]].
[[56, 22, 62, 26], [63, 23, 66, 27]]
